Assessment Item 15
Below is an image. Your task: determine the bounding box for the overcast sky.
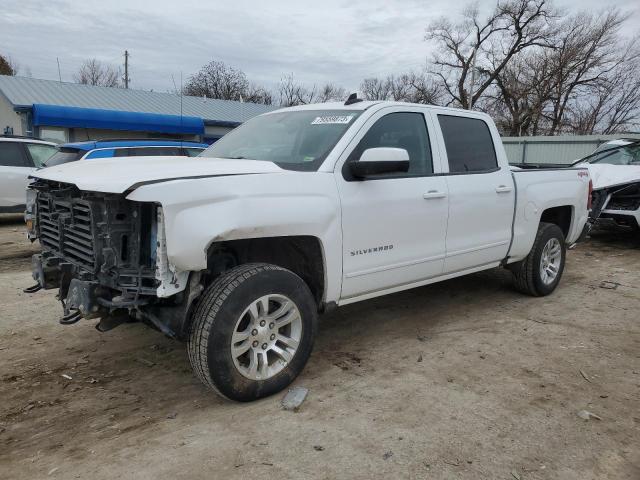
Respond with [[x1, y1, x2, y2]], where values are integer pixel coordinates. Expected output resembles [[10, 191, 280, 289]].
[[1, 0, 638, 94]]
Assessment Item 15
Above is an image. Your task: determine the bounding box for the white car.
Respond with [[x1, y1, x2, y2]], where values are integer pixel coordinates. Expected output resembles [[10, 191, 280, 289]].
[[26, 100, 591, 401], [574, 139, 640, 232], [0, 136, 57, 212]]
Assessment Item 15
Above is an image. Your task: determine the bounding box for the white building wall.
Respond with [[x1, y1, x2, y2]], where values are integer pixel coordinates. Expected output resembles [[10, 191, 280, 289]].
[[0, 95, 23, 135]]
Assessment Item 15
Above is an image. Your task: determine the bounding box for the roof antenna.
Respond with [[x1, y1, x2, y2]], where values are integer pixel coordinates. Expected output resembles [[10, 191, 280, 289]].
[[344, 92, 363, 106]]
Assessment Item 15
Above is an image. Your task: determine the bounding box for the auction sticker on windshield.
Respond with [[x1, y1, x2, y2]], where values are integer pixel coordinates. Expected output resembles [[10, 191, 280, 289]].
[[311, 115, 354, 125]]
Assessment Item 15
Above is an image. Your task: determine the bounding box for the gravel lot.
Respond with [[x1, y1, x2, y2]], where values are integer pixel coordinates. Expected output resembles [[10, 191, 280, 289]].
[[0, 213, 638, 480]]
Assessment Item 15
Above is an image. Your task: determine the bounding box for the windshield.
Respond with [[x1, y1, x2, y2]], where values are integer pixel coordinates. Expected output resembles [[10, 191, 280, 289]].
[[587, 142, 640, 165], [200, 110, 361, 171]]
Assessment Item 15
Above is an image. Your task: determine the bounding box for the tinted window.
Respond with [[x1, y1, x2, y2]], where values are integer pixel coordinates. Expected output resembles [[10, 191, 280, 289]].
[[438, 115, 497, 173], [114, 147, 183, 157], [0, 142, 28, 167], [43, 148, 83, 167], [26, 144, 57, 167], [347, 112, 432, 177]]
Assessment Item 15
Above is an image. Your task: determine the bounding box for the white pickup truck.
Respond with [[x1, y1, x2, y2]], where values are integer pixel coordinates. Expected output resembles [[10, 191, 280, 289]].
[[26, 100, 591, 401]]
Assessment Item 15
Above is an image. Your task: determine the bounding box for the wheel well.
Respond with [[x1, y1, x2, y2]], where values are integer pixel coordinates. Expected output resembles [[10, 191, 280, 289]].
[[540, 206, 572, 238], [205, 236, 325, 307]]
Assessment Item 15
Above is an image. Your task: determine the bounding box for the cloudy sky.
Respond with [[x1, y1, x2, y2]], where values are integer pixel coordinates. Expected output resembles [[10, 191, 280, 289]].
[[1, 0, 638, 94]]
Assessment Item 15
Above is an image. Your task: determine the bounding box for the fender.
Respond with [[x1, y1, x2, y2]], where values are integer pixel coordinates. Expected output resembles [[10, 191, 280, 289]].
[[126, 171, 344, 303]]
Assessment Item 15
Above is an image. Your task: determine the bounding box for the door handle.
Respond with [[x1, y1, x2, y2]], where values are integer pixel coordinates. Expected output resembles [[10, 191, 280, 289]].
[[495, 185, 513, 193], [423, 190, 447, 200]]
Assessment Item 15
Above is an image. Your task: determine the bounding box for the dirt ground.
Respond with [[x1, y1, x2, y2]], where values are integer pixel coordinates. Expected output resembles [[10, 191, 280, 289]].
[[0, 213, 638, 480]]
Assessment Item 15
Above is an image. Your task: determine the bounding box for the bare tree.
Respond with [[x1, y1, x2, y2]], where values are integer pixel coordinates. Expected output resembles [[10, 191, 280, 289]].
[[317, 83, 348, 103], [184, 61, 273, 104], [542, 10, 636, 134], [184, 60, 249, 100], [426, 0, 556, 109], [360, 72, 442, 104], [360, 77, 392, 100], [567, 58, 640, 135], [244, 84, 274, 105], [74, 59, 120, 87], [488, 52, 555, 135], [0, 54, 17, 76], [278, 73, 318, 106]]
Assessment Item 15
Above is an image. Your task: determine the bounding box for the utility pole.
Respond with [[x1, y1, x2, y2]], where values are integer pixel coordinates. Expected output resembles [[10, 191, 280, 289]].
[[123, 50, 130, 89], [56, 57, 62, 82]]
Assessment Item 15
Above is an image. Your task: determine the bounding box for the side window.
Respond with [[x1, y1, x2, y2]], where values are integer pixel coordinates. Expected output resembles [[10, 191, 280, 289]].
[[347, 112, 433, 177], [0, 142, 29, 167], [26, 144, 57, 167], [115, 147, 183, 157], [437, 115, 498, 173]]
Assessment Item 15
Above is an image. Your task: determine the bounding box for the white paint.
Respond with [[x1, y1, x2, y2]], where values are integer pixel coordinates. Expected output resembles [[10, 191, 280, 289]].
[[0, 138, 56, 208], [32, 101, 591, 305]]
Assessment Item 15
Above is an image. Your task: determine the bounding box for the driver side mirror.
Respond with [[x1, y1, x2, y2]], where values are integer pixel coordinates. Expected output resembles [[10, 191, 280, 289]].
[[349, 147, 410, 179]]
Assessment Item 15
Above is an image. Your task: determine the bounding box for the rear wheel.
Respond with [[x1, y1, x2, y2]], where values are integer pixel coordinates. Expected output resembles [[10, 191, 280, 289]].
[[511, 222, 566, 296], [187, 263, 317, 401]]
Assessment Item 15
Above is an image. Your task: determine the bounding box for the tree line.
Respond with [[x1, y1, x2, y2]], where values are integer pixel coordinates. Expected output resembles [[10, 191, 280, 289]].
[[180, 0, 640, 136], [3, 0, 638, 136]]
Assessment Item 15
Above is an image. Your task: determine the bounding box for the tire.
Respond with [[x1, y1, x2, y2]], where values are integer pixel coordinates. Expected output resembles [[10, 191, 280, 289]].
[[510, 222, 566, 297], [187, 263, 317, 402]]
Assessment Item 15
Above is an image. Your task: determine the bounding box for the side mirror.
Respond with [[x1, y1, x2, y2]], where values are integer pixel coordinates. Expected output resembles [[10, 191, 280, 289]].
[[349, 147, 410, 179]]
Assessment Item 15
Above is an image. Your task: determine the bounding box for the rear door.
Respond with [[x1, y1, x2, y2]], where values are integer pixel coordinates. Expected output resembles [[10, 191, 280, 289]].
[[0, 142, 34, 208], [432, 113, 515, 273]]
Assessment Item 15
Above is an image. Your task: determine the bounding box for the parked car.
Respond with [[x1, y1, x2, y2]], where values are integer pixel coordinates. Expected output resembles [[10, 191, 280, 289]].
[[43, 139, 209, 167], [573, 139, 640, 232], [25, 100, 591, 401], [0, 136, 57, 213]]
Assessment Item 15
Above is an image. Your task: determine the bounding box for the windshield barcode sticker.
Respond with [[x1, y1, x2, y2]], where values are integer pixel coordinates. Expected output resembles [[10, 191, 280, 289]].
[[311, 115, 354, 125]]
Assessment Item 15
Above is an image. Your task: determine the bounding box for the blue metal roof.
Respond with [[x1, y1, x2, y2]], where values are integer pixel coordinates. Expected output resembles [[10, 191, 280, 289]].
[[32, 104, 204, 135], [62, 139, 209, 151]]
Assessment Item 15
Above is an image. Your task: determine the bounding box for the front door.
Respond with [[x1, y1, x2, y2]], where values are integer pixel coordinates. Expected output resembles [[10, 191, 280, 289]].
[[336, 108, 449, 300]]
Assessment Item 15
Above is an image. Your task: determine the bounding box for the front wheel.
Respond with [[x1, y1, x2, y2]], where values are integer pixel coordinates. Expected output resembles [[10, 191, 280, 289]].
[[187, 263, 317, 401], [510, 222, 566, 296]]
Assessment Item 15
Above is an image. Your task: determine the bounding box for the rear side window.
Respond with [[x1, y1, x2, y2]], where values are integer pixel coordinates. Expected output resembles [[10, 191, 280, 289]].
[[347, 112, 433, 177], [0, 142, 29, 167], [114, 147, 182, 157], [438, 115, 497, 173]]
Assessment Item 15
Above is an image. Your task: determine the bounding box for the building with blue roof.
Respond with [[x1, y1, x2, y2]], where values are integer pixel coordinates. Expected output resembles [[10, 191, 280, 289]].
[[0, 76, 276, 144]]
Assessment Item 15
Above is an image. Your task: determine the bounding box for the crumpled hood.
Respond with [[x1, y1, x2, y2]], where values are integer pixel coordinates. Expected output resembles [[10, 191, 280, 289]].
[[577, 163, 640, 190], [32, 156, 286, 193]]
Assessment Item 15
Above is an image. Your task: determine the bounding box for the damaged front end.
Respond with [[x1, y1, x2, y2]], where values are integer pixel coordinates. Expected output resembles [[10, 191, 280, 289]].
[[26, 180, 195, 338], [589, 181, 640, 232]]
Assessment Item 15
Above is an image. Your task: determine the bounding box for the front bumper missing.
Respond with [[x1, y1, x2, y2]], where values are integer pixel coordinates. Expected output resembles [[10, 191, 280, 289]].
[[30, 253, 149, 324]]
